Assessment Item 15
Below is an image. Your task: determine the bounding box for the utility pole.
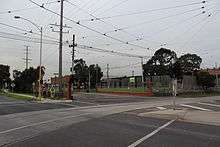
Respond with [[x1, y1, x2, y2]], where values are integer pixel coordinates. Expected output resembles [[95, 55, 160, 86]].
[[59, 0, 64, 93], [141, 57, 144, 87], [23, 45, 31, 69], [88, 68, 91, 92], [71, 35, 75, 75], [96, 65, 98, 90], [215, 62, 219, 87], [107, 64, 110, 88], [38, 27, 43, 99]]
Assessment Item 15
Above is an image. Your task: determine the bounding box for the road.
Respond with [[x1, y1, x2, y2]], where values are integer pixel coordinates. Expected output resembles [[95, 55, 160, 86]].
[[0, 93, 220, 147], [0, 95, 74, 115]]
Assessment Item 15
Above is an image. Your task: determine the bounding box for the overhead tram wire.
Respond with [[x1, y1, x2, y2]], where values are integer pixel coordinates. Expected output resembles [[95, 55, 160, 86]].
[[68, 1, 209, 47], [0, 0, 61, 15], [0, 35, 58, 45], [0, 22, 59, 41], [0, 33, 148, 59], [179, 11, 219, 50], [80, 1, 207, 21], [71, 0, 97, 16], [76, 44, 149, 59], [90, 0, 113, 15], [112, 8, 209, 49], [65, 0, 148, 48], [28, 0, 148, 50], [0, 31, 60, 44], [95, 0, 130, 16], [144, 10, 209, 41], [164, 5, 218, 47], [104, 6, 205, 34]]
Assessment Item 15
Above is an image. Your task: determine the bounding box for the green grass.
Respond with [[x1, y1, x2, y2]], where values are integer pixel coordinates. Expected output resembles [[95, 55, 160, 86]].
[[0, 92, 33, 101], [98, 87, 147, 93]]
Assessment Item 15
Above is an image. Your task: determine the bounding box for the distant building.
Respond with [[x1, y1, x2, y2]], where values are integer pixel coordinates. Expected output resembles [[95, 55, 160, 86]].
[[51, 75, 72, 86], [205, 68, 220, 76], [101, 76, 142, 88]]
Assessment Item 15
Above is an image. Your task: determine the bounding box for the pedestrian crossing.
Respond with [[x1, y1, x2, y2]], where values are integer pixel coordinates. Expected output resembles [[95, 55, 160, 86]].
[[179, 104, 212, 111], [123, 100, 220, 116], [155, 100, 220, 112]]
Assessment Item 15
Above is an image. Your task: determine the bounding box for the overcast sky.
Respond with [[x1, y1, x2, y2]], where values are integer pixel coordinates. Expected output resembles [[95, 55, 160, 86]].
[[0, 0, 220, 79]]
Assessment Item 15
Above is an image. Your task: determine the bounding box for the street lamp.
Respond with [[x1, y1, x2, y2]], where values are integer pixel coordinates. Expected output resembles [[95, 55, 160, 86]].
[[14, 16, 43, 100]]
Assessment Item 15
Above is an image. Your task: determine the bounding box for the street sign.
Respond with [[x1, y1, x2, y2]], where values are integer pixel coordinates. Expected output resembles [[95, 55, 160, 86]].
[[11, 83, 15, 88], [129, 77, 135, 83]]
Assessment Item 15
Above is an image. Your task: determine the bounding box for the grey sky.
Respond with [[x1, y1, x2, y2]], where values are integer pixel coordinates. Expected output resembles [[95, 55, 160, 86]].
[[0, 0, 220, 79]]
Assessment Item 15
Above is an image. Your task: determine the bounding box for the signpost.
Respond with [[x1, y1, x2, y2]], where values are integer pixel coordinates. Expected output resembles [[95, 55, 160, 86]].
[[172, 79, 177, 110], [11, 83, 15, 93]]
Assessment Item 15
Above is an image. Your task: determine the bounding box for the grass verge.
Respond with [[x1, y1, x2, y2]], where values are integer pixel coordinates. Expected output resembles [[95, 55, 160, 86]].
[[98, 87, 147, 93], [0, 92, 33, 101]]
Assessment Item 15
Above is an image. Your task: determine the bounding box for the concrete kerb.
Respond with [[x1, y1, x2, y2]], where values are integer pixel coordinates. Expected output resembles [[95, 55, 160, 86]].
[[138, 107, 220, 126], [35, 98, 73, 104], [138, 108, 189, 120]]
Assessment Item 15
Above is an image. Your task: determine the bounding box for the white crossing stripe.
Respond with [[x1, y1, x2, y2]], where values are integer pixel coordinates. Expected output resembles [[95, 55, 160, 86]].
[[180, 104, 211, 111], [156, 106, 167, 110], [198, 102, 220, 108], [128, 119, 176, 147], [0, 113, 91, 134]]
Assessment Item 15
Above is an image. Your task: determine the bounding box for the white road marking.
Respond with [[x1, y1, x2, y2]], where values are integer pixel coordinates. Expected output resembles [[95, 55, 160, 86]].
[[180, 104, 211, 111], [0, 113, 91, 134], [156, 106, 167, 110], [198, 102, 220, 108], [0, 102, 27, 105], [128, 119, 176, 147], [74, 100, 99, 105]]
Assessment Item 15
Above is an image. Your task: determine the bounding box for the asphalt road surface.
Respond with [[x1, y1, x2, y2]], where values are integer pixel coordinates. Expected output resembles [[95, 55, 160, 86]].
[[0, 94, 220, 147], [0, 95, 74, 115], [5, 113, 220, 147], [72, 93, 170, 105]]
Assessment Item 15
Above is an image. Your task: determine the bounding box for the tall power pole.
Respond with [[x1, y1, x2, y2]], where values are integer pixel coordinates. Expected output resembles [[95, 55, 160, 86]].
[[23, 45, 31, 69], [71, 34, 75, 75], [59, 0, 64, 92], [141, 57, 144, 86], [215, 62, 219, 87], [107, 64, 110, 88]]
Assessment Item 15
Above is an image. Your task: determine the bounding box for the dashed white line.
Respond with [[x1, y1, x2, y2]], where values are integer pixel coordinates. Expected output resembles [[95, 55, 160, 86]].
[[128, 119, 176, 147], [156, 106, 167, 110], [0, 113, 91, 134], [180, 104, 211, 111], [198, 102, 220, 108]]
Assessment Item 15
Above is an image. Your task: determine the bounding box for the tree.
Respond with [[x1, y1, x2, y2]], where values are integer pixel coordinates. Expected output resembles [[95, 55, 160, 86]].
[[169, 61, 183, 79], [143, 48, 177, 76], [13, 67, 45, 92], [74, 59, 89, 86], [0, 64, 10, 89], [196, 71, 215, 90], [88, 64, 103, 89], [73, 59, 103, 89], [178, 54, 202, 75]]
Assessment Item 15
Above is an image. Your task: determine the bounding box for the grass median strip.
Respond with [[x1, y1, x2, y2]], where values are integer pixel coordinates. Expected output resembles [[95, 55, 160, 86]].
[[0, 92, 33, 101]]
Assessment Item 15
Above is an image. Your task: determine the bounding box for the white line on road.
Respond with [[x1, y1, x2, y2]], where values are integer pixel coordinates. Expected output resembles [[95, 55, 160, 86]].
[[128, 119, 176, 147], [198, 102, 220, 108], [0, 113, 91, 134], [74, 100, 99, 106], [180, 104, 211, 111], [156, 106, 167, 110]]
